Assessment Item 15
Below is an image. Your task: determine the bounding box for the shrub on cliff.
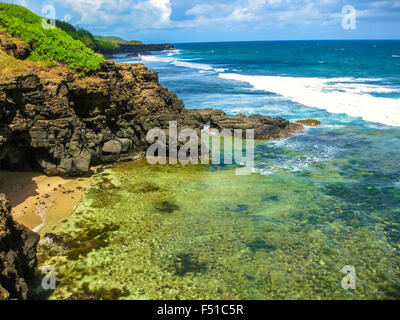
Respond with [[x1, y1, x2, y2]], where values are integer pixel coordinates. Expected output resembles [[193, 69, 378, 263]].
[[0, 3, 105, 74], [55, 20, 118, 51], [96, 39, 118, 50], [55, 20, 97, 49]]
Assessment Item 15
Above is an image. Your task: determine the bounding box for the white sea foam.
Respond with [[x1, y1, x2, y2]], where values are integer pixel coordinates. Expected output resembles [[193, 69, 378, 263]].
[[170, 59, 226, 73], [392, 55, 400, 58], [167, 49, 183, 56], [172, 60, 214, 71], [137, 54, 226, 73], [139, 55, 174, 63], [252, 130, 339, 175], [219, 73, 400, 127]]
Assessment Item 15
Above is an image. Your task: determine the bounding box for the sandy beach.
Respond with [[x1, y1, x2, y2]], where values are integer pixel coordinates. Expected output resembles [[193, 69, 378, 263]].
[[0, 170, 91, 233]]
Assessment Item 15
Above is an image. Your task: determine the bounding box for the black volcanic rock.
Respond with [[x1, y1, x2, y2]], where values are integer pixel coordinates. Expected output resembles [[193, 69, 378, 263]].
[[0, 42, 303, 177], [0, 194, 40, 300]]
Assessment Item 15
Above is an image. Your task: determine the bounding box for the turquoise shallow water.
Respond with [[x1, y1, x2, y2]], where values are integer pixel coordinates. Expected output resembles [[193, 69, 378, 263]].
[[39, 159, 400, 300], [38, 41, 400, 299]]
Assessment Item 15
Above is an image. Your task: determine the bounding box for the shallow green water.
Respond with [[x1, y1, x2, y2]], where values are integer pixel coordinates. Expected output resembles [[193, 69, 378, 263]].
[[39, 153, 399, 300]]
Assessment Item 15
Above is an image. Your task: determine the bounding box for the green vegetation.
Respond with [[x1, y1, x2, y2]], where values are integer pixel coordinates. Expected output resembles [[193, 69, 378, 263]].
[[52, 20, 144, 53], [0, 50, 48, 77], [56, 20, 119, 51], [55, 20, 97, 49], [96, 39, 118, 50], [95, 35, 125, 44], [0, 3, 105, 74], [95, 35, 143, 46], [126, 40, 143, 45]]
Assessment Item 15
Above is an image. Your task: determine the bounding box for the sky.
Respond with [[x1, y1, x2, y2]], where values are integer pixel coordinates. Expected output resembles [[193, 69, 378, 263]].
[[6, 0, 400, 43]]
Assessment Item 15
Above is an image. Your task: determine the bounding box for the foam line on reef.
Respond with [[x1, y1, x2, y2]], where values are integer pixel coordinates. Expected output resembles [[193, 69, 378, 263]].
[[219, 73, 400, 127]]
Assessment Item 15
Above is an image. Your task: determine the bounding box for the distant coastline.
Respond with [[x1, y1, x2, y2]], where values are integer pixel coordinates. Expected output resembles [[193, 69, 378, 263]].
[[97, 43, 176, 59]]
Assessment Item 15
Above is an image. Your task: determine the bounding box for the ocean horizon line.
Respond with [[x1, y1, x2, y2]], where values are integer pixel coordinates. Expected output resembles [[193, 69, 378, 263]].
[[167, 39, 400, 45]]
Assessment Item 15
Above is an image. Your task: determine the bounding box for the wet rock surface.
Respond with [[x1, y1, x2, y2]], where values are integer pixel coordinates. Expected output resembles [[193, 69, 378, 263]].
[[296, 119, 322, 126], [187, 109, 304, 140], [0, 194, 39, 300]]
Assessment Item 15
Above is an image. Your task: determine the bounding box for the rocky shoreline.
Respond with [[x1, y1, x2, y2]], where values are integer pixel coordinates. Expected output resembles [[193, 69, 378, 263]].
[[0, 57, 304, 177], [0, 34, 307, 300]]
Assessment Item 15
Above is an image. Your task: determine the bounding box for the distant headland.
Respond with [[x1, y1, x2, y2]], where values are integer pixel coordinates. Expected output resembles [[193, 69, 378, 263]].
[[55, 20, 176, 59]]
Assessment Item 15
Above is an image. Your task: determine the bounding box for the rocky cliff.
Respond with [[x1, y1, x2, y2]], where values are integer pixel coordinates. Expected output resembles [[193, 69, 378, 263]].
[[0, 194, 39, 300], [0, 35, 303, 177]]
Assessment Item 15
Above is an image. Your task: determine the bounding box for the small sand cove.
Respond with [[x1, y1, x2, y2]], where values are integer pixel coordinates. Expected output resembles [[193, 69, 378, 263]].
[[0, 170, 91, 233]]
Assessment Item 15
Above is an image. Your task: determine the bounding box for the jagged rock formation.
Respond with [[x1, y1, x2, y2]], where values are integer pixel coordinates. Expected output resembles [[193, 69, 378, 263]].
[[0, 194, 39, 300], [187, 109, 303, 140], [0, 61, 186, 175], [0, 36, 303, 176]]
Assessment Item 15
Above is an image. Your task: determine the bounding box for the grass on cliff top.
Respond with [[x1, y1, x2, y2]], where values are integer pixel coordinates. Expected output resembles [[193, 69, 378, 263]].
[[0, 3, 105, 74], [95, 35, 143, 46], [0, 50, 49, 78]]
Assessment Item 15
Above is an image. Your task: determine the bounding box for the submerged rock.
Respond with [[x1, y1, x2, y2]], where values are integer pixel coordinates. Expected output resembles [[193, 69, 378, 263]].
[[296, 119, 322, 126], [172, 253, 207, 276], [66, 293, 99, 300], [0, 194, 39, 300], [234, 204, 249, 212], [246, 240, 277, 252], [156, 201, 180, 213], [40, 233, 66, 248]]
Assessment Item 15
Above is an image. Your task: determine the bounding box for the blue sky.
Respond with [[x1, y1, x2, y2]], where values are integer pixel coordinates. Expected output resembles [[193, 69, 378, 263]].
[[7, 0, 400, 43]]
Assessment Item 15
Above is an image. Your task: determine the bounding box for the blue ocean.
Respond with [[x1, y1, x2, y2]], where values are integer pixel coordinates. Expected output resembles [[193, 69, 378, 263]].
[[78, 41, 400, 299]]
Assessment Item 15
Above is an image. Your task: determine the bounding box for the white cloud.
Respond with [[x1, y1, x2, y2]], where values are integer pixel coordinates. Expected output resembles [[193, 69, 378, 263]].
[[54, 0, 172, 30], [62, 13, 73, 23], [248, 0, 266, 11], [10, 0, 398, 37], [180, 0, 340, 29], [137, 0, 172, 25]]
